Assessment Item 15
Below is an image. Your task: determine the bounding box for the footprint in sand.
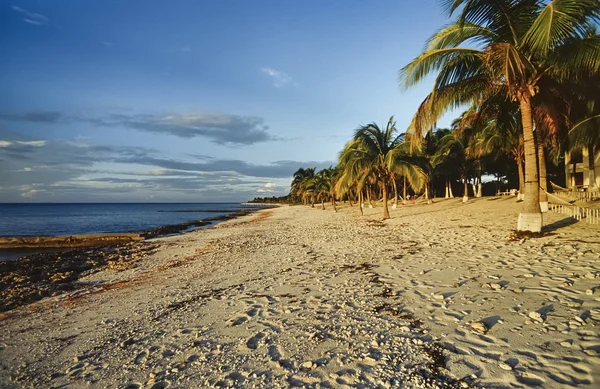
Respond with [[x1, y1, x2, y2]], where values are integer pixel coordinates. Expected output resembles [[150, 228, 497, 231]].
[[268, 345, 283, 361], [229, 316, 248, 326], [149, 381, 169, 389], [247, 306, 262, 317], [121, 383, 142, 389], [246, 332, 266, 350], [134, 350, 148, 365], [516, 372, 545, 386]]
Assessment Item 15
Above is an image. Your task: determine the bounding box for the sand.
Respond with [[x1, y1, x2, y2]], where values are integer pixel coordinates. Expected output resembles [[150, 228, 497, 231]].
[[0, 197, 599, 389]]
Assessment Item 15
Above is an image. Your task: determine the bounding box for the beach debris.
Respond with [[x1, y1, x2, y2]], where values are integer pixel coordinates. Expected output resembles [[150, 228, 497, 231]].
[[470, 321, 488, 334], [528, 311, 544, 322], [498, 362, 513, 371]]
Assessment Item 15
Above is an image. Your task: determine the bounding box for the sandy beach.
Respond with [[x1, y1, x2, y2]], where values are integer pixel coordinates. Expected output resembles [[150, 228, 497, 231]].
[[0, 198, 599, 389]]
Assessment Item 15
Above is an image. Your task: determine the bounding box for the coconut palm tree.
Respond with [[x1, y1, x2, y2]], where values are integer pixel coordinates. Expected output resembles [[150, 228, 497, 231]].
[[313, 167, 338, 210], [400, 0, 600, 232], [290, 167, 315, 204], [338, 117, 425, 219]]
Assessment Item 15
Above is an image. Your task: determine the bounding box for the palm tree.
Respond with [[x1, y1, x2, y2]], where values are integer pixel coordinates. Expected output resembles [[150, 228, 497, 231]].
[[436, 126, 480, 202], [338, 117, 425, 219], [290, 168, 315, 204], [313, 167, 338, 210], [400, 0, 600, 232]]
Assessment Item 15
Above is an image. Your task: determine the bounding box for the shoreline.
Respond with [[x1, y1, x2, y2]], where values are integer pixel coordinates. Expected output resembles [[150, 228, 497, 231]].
[[0, 207, 274, 251], [0, 207, 270, 312], [0, 200, 599, 388]]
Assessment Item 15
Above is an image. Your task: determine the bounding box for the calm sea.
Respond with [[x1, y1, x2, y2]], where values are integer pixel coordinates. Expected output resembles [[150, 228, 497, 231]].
[[0, 203, 262, 237]]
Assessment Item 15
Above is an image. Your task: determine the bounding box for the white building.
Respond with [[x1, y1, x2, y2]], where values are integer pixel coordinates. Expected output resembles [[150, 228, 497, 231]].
[[565, 148, 600, 189]]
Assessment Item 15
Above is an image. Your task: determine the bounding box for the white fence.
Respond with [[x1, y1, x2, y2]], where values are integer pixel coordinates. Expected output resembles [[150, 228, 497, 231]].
[[549, 203, 600, 225], [552, 189, 600, 203]]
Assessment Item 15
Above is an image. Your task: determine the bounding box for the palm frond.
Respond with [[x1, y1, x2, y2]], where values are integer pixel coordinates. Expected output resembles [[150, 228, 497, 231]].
[[523, 0, 600, 57]]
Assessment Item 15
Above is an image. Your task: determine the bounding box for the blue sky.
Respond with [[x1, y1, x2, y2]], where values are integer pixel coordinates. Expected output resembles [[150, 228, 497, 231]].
[[0, 0, 457, 202]]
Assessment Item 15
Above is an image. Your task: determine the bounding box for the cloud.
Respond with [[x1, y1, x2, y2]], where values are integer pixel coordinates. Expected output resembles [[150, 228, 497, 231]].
[[0, 136, 333, 202], [0, 111, 61, 123], [261, 68, 295, 88], [0, 111, 278, 145], [257, 181, 278, 193], [21, 189, 43, 198], [99, 113, 276, 145], [11, 6, 49, 26]]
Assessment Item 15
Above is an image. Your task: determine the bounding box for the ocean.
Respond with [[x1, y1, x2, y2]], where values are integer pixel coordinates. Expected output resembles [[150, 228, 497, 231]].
[[0, 203, 263, 237]]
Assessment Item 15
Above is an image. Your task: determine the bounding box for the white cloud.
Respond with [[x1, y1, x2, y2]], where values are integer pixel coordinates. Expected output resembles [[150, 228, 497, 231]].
[[21, 189, 43, 198], [22, 167, 33, 172], [0, 141, 12, 147], [261, 67, 295, 88], [257, 182, 277, 193], [11, 6, 49, 26], [17, 140, 46, 147]]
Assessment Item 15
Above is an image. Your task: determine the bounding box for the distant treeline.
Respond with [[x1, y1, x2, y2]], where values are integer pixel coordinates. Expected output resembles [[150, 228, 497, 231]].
[[247, 195, 290, 204]]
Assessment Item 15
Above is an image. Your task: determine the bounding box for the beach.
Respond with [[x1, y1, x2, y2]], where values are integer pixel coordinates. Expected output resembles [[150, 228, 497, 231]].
[[0, 198, 599, 389]]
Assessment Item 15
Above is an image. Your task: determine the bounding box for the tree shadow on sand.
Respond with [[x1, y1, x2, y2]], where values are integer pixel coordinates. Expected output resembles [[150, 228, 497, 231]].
[[542, 216, 579, 232]]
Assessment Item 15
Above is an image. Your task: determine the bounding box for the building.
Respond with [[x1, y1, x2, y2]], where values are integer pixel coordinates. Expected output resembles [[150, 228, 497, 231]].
[[565, 148, 600, 189]]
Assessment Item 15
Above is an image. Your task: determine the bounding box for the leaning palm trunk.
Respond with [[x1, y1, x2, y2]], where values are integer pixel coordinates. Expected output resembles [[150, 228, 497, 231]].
[[358, 191, 364, 216], [402, 176, 407, 205], [392, 177, 398, 209], [332, 196, 337, 212], [517, 93, 542, 232], [589, 143, 597, 190], [382, 180, 390, 219]]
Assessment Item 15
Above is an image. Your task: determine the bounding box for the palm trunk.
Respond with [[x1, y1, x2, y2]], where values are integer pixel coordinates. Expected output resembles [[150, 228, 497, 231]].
[[382, 180, 390, 220], [517, 92, 542, 232], [367, 187, 373, 208], [402, 176, 407, 205], [358, 191, 364, 216], [332, 196, 337, 212], [462, 178, 468, 203], [445, 175, 449, 198], [572, 155, 577, 189], [392, 176, 398, 208], [537, 137, 548, 211], [517, 156, 525, 200], [449, 178, 454, 198], [321, 198, 325, 210], [588, 143, 597, 190]]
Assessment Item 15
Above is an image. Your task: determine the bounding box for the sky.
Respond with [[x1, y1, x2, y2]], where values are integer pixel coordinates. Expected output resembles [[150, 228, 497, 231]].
[[0, 0, 458, 202]]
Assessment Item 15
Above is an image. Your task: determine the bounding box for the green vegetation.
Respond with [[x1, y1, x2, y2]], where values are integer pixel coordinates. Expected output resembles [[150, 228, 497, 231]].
[[257, 1, 599, 231]]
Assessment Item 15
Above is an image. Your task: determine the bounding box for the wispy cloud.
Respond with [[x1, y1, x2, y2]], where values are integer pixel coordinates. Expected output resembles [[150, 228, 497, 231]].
[[11, 5, 49, 26], [0, 110, 279, 146], [0, 136, 333, 202], [261, 67, 296, 88], [0, 140, 46, 147]]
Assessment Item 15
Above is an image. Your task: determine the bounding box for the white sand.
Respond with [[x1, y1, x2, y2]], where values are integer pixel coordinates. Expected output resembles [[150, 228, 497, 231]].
[[0, 198, 599, 389]]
